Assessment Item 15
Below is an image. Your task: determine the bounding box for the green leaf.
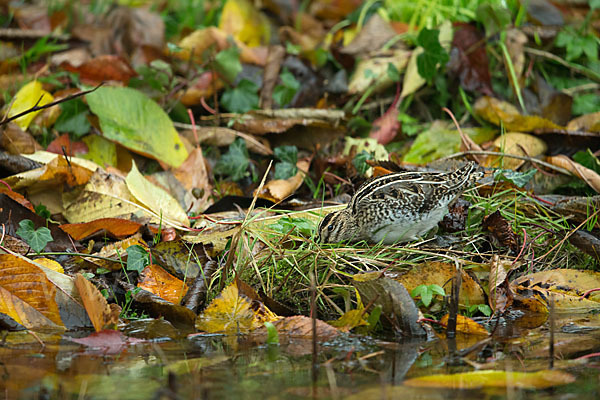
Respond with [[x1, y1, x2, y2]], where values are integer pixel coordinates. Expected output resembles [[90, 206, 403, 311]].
[[573, 149, 600, 174], [387, 62, 401, 82], [16, 219, 53, 253], [421, 288, 433, 307], [274, 145, 298, 165], [126, 245, 149, 272], [476, 3, 511, 36], [54, 99, 91, 137], [268, 216, 315, 237], [273, 68, 300, 107], [221, 79, 259, 113], [478, 304, 492, 317], [264, 321, 279, 344], [592, 0, 600, 10], [34, 204, 51, 220], [416, 28, 449, 82], [352, 150, 373, 175], [86, 86, 188, 168], [429, 284, 446, 297], [493, 168, 537, 188], [214, 138, 250, 181], [215, 46, 242, 83], [274, 162, 297, 180]]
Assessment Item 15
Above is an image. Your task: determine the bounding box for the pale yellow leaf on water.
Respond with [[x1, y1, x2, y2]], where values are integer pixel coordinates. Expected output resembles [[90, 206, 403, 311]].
[[33, 258, 64, 274], [126, 161, 190, 227], [327, 309, 368, 332], [7, 81, 54, 129], [403, 369, 575, 389]]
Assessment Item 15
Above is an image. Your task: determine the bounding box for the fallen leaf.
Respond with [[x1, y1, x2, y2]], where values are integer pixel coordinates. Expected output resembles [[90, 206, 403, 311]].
[[59, 218, 142, 240], [489, 132, 547, 170], [474, 96, 564, 132], [327, 309, 368, 332], [488, 255, 514, 313], [6, 80, 54, 129], [255, 157, 311, 203], [403, 369, 574, 389], [439, 314, 488, 336], [74, 273, 120, 332], [483, 210, 519, 253], [61, 55, 136, 85], [0, 254, 64, 329], [138, 264, 188, 305], [348, 49, 410, 94], [69, 330, 143, 355], [219, 0, 270, 47], [546, 155, 600, 193], [195, 281, 280, 334], [126, 161, 190, 227]]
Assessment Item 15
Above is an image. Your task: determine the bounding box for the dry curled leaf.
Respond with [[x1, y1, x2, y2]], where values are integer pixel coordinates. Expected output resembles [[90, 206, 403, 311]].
[[482, 210, 519, 253], [546, 155, 600, 193]]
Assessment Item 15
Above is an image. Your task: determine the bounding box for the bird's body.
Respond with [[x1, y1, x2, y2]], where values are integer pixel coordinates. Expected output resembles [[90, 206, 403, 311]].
[[318, 162, 480, 244]]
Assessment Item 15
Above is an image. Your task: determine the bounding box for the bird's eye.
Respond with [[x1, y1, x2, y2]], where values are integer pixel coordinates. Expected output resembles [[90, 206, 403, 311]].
[[328, 224, 334, 231]]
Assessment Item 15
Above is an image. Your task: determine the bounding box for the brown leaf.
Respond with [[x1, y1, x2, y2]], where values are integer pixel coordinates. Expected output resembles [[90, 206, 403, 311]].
[[46, 133, 88, 156], [61, 55, 137, 85], [74, 274, 120, 332], [0, 122, 43, 154], [482, 210, 519, 253], [138, 264, 189, 305], [488, 255, 514, 313], [59, 218, 142, 240], [546, 155, 600, 193], [567, 111, 600, 132], [448, 24, 494, 96], [255, 158, 311, 203], [69, 330, 143, 354], [172, 147, 213, 214], [341, 13, 396, 56], [260, 45, 286, 109], [0, 254, 64, 329]]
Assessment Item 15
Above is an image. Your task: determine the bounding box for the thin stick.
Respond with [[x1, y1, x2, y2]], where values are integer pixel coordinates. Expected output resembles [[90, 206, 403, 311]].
[[1, 83, 104, 126], [439, 151, 572, 175]]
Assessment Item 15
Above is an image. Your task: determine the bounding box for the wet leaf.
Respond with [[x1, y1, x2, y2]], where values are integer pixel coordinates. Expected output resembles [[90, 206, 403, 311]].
[[86, 86, 188, 168], [195, 281, 280, 334], [69, 330, 143, 354], [403, 369, 575, 389], [327, 309, 368, 332], [138, 264, 189, 304], [0, 254, 63, 329], [439, 314, 488, 336], [74, 274, 120, 332], [488, 256, 514, 313]]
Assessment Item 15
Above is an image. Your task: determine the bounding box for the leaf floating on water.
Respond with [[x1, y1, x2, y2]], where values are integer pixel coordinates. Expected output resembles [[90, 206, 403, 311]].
[[439, 314, 488, 336], [403, 369, 575, 389]]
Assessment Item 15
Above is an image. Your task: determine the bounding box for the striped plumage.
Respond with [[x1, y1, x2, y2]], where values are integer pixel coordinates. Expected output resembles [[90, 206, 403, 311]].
[[318, 162, 480, 244]]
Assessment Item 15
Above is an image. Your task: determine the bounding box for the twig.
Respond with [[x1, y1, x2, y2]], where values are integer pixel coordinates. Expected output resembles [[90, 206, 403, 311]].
[[1, 83, 103, 126], [440, 151, 572, 175]]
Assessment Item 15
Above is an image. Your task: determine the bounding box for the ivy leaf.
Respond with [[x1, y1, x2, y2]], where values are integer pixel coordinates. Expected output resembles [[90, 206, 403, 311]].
[[221, 79, 259, 113], [493, 168, 537, 188], [16, 219, 53, 253], [387, 62, 401, 82], [126, 245, 149, 273], [268, 216, 315, 237], [273, 145, 298, 180], [416, 28, 449, 82], [353, 150, 373, 175], [273, 68, 300, 107], [215, 46, 242, 83], [214, 138, 250, 181], [34, 204, 51, 220]]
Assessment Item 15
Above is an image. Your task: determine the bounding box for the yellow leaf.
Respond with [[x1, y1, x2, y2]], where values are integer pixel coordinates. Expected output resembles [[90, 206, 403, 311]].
[[126, 161, 190, 227], [327, 309, 368, 332], [403, 369, 575, 389], [195, 281, 280, 334], [33, 258, 64, 274], [7, 81, 54, 129], [219, 0, 270, 47], [439, 314, 489, 336]]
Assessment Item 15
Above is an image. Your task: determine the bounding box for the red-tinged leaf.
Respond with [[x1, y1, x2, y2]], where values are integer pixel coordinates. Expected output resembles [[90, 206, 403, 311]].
[[482, 211, 519, 253], [138, 264, 188, 304], [69, 330, 144, 354], [370, 106, 400, 145], [447, 23, 494, 96], [61, 55, 137, 85], [60, 218, 142, 240], [0, 186, 34, 211], [46, 133, 88, 156]]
